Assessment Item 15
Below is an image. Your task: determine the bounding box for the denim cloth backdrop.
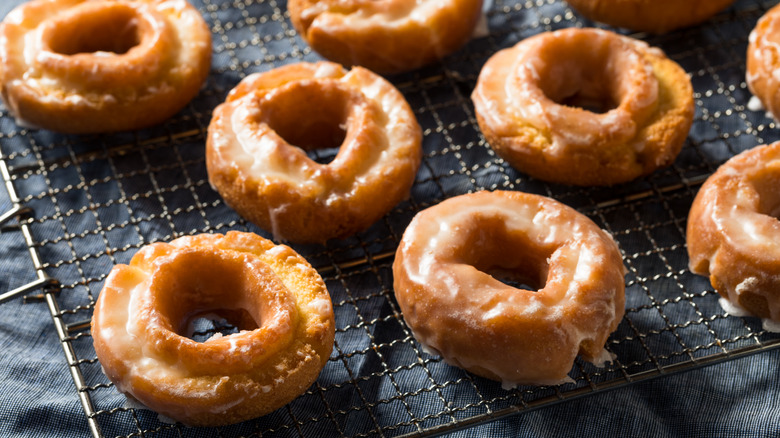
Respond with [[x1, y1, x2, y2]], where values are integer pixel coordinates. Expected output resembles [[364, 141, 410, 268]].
[[1, 0, 780, 437]]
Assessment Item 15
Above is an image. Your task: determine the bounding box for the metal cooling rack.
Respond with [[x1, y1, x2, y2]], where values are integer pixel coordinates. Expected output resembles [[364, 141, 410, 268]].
[[2, 0, 780, 436]]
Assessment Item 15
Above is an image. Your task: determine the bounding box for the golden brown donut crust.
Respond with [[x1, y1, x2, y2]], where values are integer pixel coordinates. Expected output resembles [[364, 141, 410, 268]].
[[206, 61, 422, 244], [747, 3, 780, 121], [288, 0, 484, 74], [472, 28, 694, 186], [91, 231, 336, 426], [393, 191, 625, 386], [566, 0, 735, 34], [687, 142, 780, 323], [0, 0, 212, 133]]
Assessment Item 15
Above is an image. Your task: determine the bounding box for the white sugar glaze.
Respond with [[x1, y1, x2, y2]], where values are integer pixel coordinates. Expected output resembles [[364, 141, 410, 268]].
[[91, 232, 335, 426], [472, 28, 659, 156], [205, 61, 421, 243], [688, 142, 780, 324], [302, 0, 444, 30], [6, 0, 203, 103], [394, 191, 626, 386], [718, 297, 780, 333], [0, 0, 211, 133], [214, 69, 412, 200], [747, 4, 780, 119]]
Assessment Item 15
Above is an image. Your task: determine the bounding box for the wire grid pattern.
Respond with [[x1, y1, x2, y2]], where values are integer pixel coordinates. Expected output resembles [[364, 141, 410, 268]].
[[1, 0, 780, 436]]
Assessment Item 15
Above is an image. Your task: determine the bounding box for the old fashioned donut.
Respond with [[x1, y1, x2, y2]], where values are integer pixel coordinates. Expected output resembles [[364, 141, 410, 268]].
[[207, 61, 422, 244], [566, 0, 735, 34], [747, 3, 780, 121], [288, 0, 484, 74], [472, 28, 694, 186], [687, 142, 780, 325], [392, 191, 626, 386], [0, 0, 211, 133], [91, 231, 335, 426]]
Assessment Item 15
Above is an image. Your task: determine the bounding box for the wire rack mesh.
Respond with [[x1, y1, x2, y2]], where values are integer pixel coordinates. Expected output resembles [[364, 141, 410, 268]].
[[2, 0, 780, 436]]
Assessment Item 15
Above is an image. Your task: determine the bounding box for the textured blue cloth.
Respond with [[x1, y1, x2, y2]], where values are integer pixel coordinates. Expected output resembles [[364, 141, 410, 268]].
[[2, 0, 780, 437], [2, 266, 779, 438]]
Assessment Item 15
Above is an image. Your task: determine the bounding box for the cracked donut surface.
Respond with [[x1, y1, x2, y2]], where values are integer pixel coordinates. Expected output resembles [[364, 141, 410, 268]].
[[472, 28, 694, 186], [687, 142, 780, 326], [392, 190, 626, 386], [206, 61, 422, 244], [91, 231, 335, 426], [0, 0, 211, 133]]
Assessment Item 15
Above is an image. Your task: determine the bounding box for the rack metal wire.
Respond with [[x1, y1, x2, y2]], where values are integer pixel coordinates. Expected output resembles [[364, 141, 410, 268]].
[[2, 0, 780, 437]]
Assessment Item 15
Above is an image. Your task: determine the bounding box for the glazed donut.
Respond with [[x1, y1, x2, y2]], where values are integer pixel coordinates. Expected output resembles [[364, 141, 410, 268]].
[[472, 28, 694, 186], [747, 3, 780, 121], [206, 61, 422, 244], [91, 231, 335, 426], [687, 142, 780, 326], [288, 0, 484, 74], [565, 0, 735, 34], [0, 0, 211, 133], [392, 191, 626, 386]]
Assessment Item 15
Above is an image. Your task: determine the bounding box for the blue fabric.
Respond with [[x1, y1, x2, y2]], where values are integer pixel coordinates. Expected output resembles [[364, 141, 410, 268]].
[[2, 263, 779, 438], [2, 0, 780, 437]]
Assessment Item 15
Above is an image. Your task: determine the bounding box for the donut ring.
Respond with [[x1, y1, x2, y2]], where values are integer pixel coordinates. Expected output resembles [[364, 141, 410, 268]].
[[0, 0, 211, 133], [687, 142, 780, 324], [288, 0, 484, 74], [91, 231, 335, 426], [566, 0, 735, 34], [747, 3, 780, 121], [472, 28, 694, 187], [392, 191, 626, 386], [206, 61, 422, 244]]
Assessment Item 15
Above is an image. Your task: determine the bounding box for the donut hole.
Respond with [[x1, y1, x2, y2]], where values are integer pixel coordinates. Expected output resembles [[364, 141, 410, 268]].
[[186, 310, 259, 343], [45, 5, 143, 56], [149, 251, 272, 340], [260, 82, 351, 159], [531, 33, 639, 114], [557, 91, 619, 114], [485, 268, 545, 292], [750, 164, 780, 220], [461, 216, 551, 292]]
